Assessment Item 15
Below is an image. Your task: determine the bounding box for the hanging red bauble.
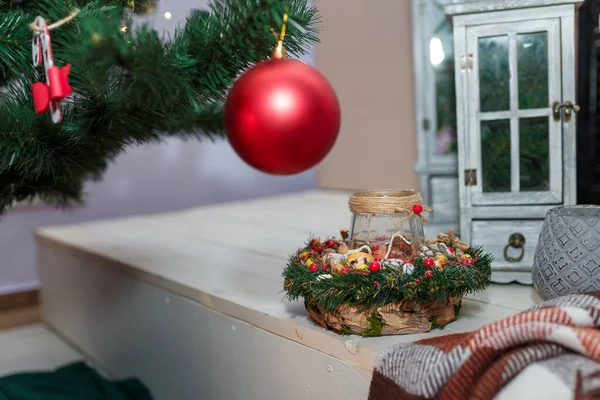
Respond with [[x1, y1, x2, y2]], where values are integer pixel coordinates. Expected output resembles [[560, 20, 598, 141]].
[[224, 58, 341, 175]]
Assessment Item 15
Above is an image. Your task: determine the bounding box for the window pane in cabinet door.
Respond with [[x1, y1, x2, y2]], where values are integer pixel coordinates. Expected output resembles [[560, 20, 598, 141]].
[[517, 32, 549, 109], [481, 119, 511, 192], [479, 36, 510, 112], [431, 22, 457, 156], [520, 117, 550, 191]]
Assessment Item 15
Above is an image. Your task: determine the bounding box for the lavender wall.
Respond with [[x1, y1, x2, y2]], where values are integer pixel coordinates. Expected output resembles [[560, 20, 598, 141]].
[[0, 0, 315, 295]]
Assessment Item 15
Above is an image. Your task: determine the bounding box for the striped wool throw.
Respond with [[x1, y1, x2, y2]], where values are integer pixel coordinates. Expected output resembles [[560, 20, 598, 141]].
[[369, 293, 600, 400]]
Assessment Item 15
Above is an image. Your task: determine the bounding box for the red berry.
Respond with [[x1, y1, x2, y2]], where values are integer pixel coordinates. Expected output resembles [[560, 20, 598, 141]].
[[460, 257, 473, 266], [310, 239, 318, 247], [403, 283, 409, 287], [315, 246, 323, 253], [340, 267, 350, 276], [373, 280, 379, 286], [416, 279, 422, 284], [423, 257, 434, 269], [425, 270, 433, 279], [309, 263, 319, 272], [412, 204, 423, 214], [321, 264, 330, 272], [369, 261, 381, 273], [327, 240, 335, 248]]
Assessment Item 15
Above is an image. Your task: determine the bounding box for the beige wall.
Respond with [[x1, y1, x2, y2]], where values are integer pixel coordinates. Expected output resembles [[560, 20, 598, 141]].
[[315, 0, 419, 191]]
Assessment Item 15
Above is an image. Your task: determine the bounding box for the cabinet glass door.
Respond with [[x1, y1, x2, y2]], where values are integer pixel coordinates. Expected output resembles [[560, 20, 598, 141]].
[[466, 19, 562, 205], [415, 0, 458, 164]]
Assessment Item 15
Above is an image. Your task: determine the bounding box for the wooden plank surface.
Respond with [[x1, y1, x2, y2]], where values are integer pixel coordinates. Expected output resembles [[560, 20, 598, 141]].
[[36, 190, 542, 371]]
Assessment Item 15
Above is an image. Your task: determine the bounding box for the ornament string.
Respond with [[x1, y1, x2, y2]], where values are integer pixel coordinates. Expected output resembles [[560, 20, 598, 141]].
[[28, 8, 80, 33], [272, 7, 289, 59]]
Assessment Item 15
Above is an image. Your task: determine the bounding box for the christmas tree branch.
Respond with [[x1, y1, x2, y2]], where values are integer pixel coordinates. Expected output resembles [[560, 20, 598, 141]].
[[0, 0, 319, 212]]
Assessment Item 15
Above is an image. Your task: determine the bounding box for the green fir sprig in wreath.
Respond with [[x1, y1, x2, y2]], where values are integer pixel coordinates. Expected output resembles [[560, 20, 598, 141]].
[[283, 238, 492, 313]]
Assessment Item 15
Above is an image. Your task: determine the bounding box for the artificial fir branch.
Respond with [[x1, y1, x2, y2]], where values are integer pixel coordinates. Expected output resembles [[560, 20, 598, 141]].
[[0, 0, 318, 213]]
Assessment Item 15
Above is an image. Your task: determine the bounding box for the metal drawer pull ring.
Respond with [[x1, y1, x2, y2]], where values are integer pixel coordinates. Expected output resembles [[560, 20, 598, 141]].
[[504, 233, 525, 262]]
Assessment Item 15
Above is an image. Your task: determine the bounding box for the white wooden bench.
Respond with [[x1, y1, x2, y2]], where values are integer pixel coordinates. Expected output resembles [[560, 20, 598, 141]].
[[36, 190, 542, 399]]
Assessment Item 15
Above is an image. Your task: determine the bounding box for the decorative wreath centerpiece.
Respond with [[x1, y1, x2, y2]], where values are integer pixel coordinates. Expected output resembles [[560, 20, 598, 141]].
[[283, 190, 492, 337]]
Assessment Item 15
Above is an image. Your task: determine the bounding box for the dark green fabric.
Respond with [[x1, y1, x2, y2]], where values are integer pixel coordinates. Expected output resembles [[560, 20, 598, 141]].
[[0, 362, 153, 400]]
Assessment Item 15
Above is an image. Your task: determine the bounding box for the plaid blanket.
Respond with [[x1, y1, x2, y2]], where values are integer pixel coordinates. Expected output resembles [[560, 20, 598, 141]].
[[369, 293, 600, 400]]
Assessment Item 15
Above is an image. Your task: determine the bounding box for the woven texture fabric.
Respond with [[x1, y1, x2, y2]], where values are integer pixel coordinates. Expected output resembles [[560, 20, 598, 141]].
[[369, 293, 600, 400]]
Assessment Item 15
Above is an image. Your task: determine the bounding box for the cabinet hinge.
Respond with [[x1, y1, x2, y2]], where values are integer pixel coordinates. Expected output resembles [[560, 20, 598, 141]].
[[464, 169, 477, 186]]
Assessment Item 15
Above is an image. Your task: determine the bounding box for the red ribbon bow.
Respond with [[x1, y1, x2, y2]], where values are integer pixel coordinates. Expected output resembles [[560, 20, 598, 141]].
[[32, 64, 72, 115]]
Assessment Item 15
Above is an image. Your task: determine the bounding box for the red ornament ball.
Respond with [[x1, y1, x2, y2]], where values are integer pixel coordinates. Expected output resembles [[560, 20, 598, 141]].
[[224, 58, 341, 175], [309, 263, 319, 272], [314, 246, 323, 253], [309, 239, 318, 247], [340, 267, 350, 276], [423, 257, 434, 269], [321, 264, 330, 272], [369, 261, 381, 273], [425, 270, 433, 279], [412, 204, 423, 214], [326, 240, 335, 248]]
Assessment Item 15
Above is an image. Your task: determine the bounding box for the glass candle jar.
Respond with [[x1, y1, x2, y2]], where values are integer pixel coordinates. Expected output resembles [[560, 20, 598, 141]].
[[348, 190, 427, 261]]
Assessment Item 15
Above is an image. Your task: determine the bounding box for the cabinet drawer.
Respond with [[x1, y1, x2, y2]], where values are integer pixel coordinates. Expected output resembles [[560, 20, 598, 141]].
[[471, 220, 543, 271]]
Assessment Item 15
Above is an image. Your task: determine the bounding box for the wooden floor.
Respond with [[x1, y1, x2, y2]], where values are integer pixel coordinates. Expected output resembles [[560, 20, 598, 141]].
[[0, 324, 81, 377]]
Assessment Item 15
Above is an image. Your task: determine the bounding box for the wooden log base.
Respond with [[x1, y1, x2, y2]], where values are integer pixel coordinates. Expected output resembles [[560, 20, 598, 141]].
[[306, 297, 462, 337]]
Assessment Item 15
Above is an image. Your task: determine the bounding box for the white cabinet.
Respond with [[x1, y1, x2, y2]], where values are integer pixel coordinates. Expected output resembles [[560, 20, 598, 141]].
[[446, 0, 582, 284]]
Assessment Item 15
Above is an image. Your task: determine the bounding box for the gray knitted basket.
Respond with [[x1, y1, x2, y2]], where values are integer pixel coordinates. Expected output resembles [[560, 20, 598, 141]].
[[533, 205, 600, 300]]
